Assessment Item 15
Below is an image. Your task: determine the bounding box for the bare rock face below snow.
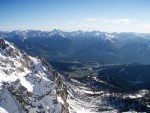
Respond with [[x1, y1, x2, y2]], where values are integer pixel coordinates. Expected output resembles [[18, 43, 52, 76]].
[[0, 39, 69, 113]]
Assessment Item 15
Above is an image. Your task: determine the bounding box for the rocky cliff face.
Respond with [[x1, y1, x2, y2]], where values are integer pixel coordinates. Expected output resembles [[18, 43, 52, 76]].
[[0, 38, 69, 113]]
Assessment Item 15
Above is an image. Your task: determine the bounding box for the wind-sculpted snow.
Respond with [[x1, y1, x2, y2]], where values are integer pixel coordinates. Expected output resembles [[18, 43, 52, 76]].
[[0, 39, 67, 113]]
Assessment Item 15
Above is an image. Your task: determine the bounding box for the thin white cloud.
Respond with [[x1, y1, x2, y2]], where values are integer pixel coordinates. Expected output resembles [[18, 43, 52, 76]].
[[1, 18, 150, 33], [111, 19, 131, 24], [84, 18, 96, 22], [99, 18, 131, 24], [64, 18, 150, 33]]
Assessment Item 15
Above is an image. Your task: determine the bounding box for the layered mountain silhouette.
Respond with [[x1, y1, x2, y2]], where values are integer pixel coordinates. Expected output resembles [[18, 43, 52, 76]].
[[1, 30, 150, 64]]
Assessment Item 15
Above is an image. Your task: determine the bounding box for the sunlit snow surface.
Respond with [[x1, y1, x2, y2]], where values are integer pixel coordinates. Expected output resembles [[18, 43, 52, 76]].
[[0, 40, 62, 113]]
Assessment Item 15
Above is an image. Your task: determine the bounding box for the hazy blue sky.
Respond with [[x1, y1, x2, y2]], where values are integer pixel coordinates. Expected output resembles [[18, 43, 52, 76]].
[[0, 0, 150, 32]]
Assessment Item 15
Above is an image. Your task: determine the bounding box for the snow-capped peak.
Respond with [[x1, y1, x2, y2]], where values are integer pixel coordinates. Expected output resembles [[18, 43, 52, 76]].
[[95, 32, 100, 36]]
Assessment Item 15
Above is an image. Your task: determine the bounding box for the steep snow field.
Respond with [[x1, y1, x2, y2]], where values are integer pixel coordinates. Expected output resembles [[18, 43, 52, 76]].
[[0, 39, 64, 113]]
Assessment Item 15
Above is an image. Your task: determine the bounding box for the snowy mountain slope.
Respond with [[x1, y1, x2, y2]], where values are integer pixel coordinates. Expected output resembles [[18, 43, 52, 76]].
[[66, 77, 150, 113], [0, 38, 69, 113]]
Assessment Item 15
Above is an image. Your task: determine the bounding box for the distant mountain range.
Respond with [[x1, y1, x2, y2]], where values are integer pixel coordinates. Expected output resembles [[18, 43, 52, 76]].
[[1, 30, 150, 64]]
